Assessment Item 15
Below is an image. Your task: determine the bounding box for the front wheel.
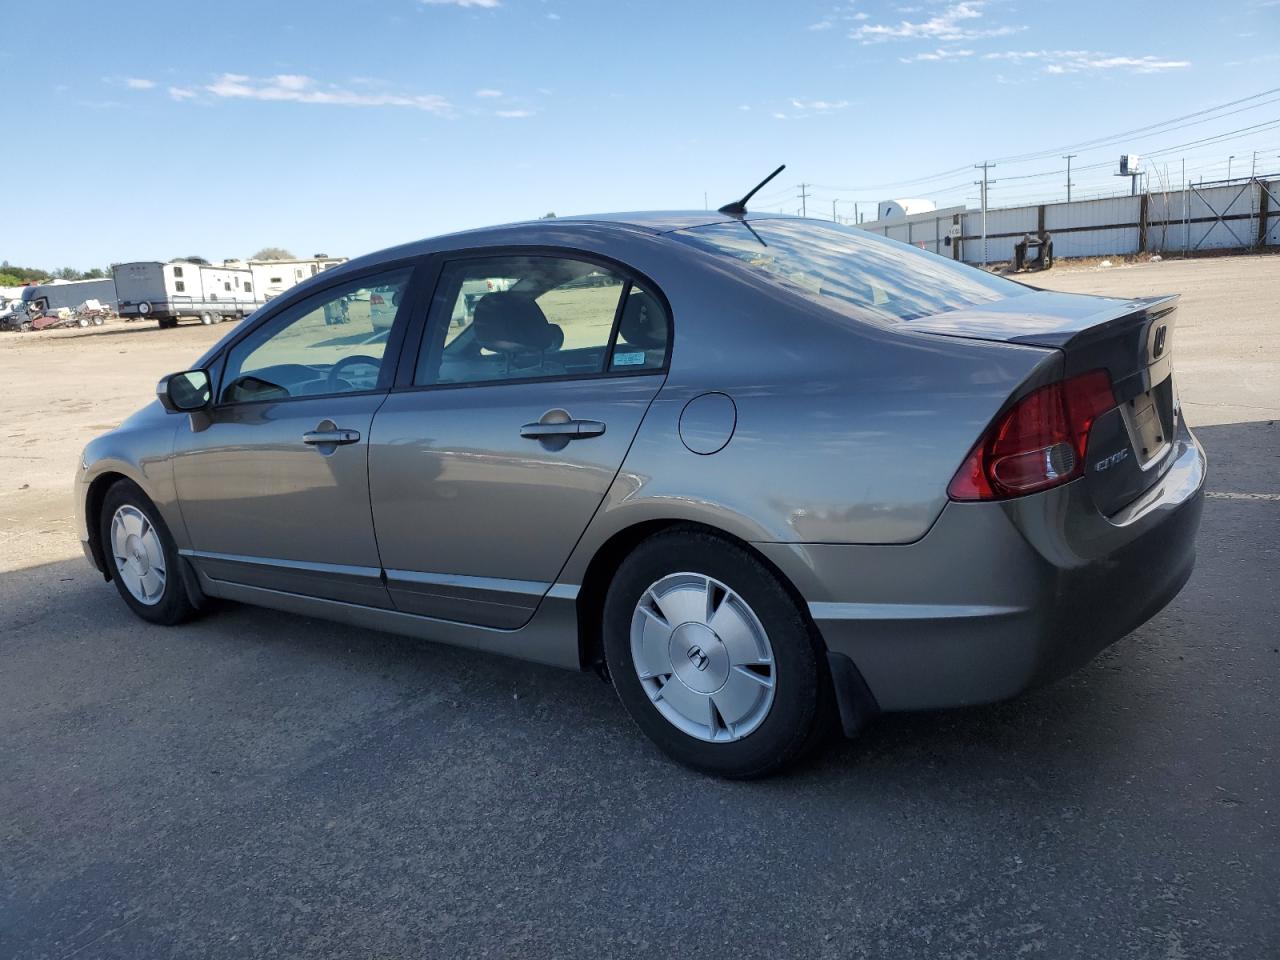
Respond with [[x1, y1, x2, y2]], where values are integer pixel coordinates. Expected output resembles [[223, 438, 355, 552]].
[[100, 480, 196, 625], [603, 529, 831, 778]]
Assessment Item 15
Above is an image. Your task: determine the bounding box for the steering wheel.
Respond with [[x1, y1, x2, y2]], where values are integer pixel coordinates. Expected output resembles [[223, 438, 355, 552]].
[[327, 354, 382, 392]]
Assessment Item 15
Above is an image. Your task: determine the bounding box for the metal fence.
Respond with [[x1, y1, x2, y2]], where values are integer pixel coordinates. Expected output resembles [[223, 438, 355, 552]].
[[859, 178, 1279, 264]]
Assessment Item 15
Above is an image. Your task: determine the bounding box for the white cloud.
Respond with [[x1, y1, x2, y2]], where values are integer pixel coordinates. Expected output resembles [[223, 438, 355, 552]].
[[807, 5, 870, 32], [546, 12, 561, 19], [737, 104, 751, 111], [124, 77, 155, 89], [495, 108, 533, 118], [168, 86, 197, 101], [851, 1, 1022, 44], [983, 50, 1190, 74], [474, 88, 503, 97], [899, 47, 975, 62], [420, 0, 500, 6], [204, 73, 452, 112], [789, 97, 850, 112]]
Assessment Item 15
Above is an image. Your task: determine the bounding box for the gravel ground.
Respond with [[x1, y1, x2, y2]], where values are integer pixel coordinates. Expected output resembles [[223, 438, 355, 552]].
[[1, 255, 1276, 959]]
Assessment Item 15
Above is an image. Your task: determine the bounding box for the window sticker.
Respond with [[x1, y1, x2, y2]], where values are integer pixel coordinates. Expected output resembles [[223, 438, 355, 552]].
[[614, 351, 646, 367]]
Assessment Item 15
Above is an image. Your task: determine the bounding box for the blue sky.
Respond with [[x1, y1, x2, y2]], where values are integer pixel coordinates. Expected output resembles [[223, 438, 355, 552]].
[[6, 0, 1278, 269]]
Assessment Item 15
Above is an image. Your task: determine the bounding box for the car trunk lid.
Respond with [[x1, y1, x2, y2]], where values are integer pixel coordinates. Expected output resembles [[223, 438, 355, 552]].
[[909, 289, 1181, 515]]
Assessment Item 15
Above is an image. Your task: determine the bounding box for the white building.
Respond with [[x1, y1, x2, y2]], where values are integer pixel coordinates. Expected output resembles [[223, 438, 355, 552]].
[[876, 198, 938, 221]]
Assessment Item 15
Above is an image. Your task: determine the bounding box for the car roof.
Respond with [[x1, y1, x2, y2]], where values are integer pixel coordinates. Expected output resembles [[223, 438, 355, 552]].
[[326, 211, 801, 276]]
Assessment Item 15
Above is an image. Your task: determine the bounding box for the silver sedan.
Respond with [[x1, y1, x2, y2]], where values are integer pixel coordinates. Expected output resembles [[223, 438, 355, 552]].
[[76, 213, 1206, 777]]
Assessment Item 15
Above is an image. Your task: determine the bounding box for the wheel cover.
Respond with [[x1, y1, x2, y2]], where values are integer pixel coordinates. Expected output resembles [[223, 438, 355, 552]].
[[109, 504, 167, 606], [630, 573, 776, 742]]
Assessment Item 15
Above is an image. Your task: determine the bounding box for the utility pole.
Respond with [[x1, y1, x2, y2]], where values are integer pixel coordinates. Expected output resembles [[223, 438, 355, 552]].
[[1064, 154, 1076, 202], [1251, 150, 1258, 180], [703, 191, 708, 210], [1227, 155, 1235, 181], [832, 198, 838, 223], [1182, 157, 1189, 255], [975, 161, 995, 267], [797, 183, 810, 218]]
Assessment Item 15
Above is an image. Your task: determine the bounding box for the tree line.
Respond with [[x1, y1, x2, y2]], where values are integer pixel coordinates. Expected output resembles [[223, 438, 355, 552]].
[[0, 261, 109, 287]]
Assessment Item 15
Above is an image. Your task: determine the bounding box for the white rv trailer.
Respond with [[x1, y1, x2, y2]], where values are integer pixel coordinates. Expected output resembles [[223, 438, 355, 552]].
[[112, 260, 257, 328], [247, 256, 347, 301]]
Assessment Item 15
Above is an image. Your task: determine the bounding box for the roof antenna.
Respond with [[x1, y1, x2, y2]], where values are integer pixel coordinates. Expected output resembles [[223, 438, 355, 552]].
[[717, 164, 786, 217]]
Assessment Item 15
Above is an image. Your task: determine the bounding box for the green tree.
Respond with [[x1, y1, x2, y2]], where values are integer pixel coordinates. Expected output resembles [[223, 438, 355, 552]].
[[251, 247, 295, 260], [0, 272, 24, 287]]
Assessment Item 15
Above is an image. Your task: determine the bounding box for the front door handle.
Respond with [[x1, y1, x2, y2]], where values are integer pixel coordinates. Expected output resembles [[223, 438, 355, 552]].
[[302, 428, 361, 445], [520, 419, 606, 440]]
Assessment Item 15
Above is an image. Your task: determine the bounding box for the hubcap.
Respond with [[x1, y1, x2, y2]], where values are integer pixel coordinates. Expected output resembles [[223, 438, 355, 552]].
[[109, 505, 166, 605], [630, 573, 775, 742]]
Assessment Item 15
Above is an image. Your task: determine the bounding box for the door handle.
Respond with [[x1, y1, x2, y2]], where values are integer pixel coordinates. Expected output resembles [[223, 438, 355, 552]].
[[302, 428, 361, 445], [520, 419, 606, 440]]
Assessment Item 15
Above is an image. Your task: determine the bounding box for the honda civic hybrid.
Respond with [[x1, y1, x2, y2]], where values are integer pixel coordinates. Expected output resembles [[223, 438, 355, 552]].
[[77, 212, 1205, 777]]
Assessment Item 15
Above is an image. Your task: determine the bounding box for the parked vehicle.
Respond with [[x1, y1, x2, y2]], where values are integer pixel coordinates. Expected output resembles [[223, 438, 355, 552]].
[[76, 212, 1205, 777], [0, 298, 32, 332], [21, 277, 117, 314], [113, 260, 256, 328]]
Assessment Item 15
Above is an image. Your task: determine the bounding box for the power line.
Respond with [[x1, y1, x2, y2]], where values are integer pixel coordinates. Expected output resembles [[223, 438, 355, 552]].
[[807, 86, 1280, 193]]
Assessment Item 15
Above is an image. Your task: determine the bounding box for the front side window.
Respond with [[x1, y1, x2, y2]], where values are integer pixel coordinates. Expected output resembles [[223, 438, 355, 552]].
[[415, 255, 668, 386], [219, 268, 411, 404], [673, 219, 1027, 324]]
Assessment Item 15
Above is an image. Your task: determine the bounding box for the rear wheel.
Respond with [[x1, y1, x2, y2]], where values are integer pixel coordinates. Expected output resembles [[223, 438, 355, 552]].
[[603, 529, 831, 778], [200, 311, 215, 326], [100, 480, 196, 625]]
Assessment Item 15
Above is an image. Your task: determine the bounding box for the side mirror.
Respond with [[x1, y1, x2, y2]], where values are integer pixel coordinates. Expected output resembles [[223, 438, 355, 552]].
[[157, 369, 211, 413]]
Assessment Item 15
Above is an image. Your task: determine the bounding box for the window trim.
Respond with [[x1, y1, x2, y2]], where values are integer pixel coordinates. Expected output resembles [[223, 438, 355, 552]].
[[209, 258, 429, 410], [395, 245, 672, 394]]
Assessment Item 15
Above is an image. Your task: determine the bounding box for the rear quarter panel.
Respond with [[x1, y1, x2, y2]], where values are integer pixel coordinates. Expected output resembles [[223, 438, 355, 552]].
[[561, 249, 1059, 581]]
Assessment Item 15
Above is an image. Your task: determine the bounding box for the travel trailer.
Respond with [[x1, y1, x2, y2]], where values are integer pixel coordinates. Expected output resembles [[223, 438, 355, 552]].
[[113, 260, 256, 328], [247, 256, 346, 301]]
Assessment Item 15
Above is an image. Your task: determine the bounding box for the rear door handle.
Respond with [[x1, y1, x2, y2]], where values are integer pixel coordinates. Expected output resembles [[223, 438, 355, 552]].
[[302, 428, 361, 445], [520, 419, 606, 440]]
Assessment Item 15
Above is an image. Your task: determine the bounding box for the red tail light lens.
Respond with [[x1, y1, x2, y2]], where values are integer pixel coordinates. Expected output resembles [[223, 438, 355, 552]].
[[948, 370, 1116, 501]]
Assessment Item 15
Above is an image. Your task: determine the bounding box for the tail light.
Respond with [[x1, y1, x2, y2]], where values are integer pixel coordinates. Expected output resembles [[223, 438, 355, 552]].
[[948, 370, 1116, 501], [370, 293, 385, 305]]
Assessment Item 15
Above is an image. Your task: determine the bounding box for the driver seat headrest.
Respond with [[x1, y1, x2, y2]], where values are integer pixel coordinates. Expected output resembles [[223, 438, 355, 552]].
[[473, 293, 562, 353]]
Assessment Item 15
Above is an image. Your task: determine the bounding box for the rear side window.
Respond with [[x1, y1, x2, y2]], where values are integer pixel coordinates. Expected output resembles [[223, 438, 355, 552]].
[[673, 219, 1027, 324], [415, 255, 668, 386]]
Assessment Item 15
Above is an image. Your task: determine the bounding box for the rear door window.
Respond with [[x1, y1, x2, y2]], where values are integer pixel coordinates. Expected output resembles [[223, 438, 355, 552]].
[[415, 255, 668, 386]]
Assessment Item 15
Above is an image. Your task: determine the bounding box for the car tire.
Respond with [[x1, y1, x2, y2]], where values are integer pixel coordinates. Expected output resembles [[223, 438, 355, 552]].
[[603, 528, 832, 778], [200, 312, 215, 326], [99, 480, 196, 626]]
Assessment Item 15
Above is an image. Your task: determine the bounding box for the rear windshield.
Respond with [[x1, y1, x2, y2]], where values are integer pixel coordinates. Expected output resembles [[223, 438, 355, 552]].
[[673, 219, 1028, 323]]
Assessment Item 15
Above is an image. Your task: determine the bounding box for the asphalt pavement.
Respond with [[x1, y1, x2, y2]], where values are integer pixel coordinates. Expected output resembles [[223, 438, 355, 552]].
[[1, 258, 1277, 958]]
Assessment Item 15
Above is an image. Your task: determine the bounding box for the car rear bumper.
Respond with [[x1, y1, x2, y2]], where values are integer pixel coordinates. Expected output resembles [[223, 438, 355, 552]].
[[757, 422, 1206, 712]]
